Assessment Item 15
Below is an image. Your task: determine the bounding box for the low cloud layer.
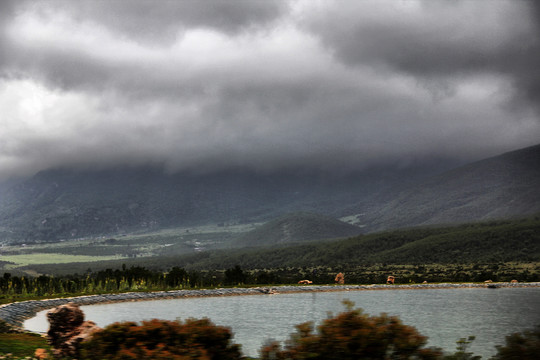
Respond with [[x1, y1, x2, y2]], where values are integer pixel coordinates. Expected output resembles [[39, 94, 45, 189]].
[[1, 0, 539, 179]]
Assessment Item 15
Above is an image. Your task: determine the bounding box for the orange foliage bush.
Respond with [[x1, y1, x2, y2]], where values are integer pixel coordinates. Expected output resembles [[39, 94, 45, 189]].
[[260, 301, 442, 360], [79, 318, 242, 360]]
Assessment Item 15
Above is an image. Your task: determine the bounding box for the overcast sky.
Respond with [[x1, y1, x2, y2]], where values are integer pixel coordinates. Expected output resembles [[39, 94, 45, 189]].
[[0, 0, 539, 179]]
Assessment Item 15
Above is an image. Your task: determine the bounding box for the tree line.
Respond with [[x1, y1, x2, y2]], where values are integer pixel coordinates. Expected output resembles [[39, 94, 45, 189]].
[[0, 265, 261, 300], [1, 262, 538, 303]]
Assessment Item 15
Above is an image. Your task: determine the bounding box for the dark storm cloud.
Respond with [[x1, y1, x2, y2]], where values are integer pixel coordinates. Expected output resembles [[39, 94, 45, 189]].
[[11, 0, 288, 39], [0, 0, 539, 180], [0, 0, 17, 70], [507, 1, 540, 112], [63, 0, 288, 41], [0, 0, 287, 93], [300, 0, 540, 113]]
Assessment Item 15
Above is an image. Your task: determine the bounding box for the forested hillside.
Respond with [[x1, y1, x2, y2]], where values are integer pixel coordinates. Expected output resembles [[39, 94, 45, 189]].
[[232, 212, 362, 247], [20, 216, 540, 276], [181, 216, 540, 270]]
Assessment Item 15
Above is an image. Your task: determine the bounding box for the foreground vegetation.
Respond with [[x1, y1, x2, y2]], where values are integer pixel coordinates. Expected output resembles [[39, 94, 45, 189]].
[[1, 302, 539, 359]]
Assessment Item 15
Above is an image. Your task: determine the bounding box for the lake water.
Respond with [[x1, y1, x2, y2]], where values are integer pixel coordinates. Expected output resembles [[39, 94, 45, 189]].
[[25, 287, 540, 358]]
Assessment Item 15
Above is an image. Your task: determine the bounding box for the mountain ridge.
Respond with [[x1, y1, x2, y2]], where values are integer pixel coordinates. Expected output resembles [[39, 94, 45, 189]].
[[0, 165, 442, 242], [0, 144, 538, 243], [354, 144, 540, 232]]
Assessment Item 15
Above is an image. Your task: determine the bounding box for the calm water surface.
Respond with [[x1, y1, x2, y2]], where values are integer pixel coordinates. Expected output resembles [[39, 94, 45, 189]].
[[25, 287, 540, 358]]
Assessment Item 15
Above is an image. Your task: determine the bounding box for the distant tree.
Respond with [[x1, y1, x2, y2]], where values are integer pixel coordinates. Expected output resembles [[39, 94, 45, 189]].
[[166, 266, 188, 288], [260, 300, 442, 360], [255, 270, 279, 284], [224, 265, 246, 285]]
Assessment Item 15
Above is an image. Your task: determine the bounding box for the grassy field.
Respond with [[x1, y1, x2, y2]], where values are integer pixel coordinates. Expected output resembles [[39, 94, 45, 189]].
[[0, 253, 124, 269], [0, 333, 49, 357], [1, 223, 259, 255], [0, 223, 260, 276]]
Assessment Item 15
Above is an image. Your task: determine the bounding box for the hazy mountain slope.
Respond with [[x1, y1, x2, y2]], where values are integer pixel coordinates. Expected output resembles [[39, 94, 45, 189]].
[[233, 212, 362, 247], [0, 165, 443, 243], [355, 144, 540, 232], [1, 143, 537, 243]]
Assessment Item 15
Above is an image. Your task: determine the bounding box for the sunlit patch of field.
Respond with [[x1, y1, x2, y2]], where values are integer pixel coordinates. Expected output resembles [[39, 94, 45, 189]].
[[339, 214, 366, 227], [124, 222, 262, 239], [0, 253, 125, 268], [0, 222, 263, 272]]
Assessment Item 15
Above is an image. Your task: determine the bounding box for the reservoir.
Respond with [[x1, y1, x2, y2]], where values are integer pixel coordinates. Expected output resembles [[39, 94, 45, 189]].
[[25, 287, 540, 358]]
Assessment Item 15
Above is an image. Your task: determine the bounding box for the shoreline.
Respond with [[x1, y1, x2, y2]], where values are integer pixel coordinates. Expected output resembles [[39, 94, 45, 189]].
[[1, 282, 539, 329]]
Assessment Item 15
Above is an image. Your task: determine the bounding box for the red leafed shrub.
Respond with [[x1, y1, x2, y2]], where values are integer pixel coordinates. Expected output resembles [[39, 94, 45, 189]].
[[79, 318, 243, 360], [260, 301, 442, 360]]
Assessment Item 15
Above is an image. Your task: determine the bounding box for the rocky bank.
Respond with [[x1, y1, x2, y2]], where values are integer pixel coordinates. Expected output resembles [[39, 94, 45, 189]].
[[1, 282, 539, 329]]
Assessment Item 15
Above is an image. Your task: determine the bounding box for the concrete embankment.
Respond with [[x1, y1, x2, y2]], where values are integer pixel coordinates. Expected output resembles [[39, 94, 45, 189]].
[[2, 282, 539, 329]]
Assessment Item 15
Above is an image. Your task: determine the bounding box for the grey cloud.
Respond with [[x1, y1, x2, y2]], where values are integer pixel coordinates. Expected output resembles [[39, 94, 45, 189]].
[[301, 1, 528, 74], [0, 0, 18, 70], [506, 1, 540, 112], [1, 0, 287, 93], [0, 0, 539, 180], [31, 0, 288, 43], [301, 0, 540, 113]]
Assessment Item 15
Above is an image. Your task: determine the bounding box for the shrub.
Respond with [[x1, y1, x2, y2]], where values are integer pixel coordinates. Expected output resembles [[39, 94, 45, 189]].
[[0, 319, 14, 333], [260, 301, 442, 360], [492, 325, 540, 360], [79, 318, 243, 360], [442, 336, 481, 360]]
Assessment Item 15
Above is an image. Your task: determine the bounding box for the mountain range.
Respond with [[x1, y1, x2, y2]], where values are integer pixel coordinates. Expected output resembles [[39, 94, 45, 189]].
[[354, 144, 540, 232], [0, 144, 538, 244]]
